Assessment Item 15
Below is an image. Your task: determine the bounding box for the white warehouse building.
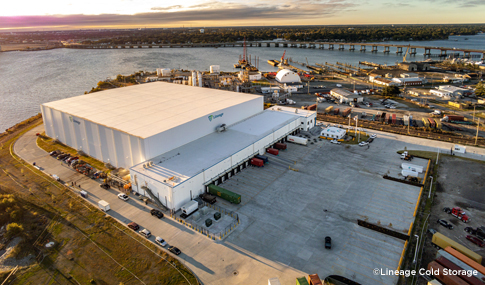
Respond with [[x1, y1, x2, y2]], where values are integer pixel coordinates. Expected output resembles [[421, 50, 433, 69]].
[[41, 82, 316, 210]]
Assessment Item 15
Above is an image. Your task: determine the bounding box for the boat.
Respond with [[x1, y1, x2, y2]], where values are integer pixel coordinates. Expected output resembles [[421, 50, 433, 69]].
[[267, 59, 278, 66]]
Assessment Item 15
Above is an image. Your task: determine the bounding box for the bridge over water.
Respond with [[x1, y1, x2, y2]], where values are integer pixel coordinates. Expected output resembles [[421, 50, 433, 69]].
[[66, 41, 485, 59]]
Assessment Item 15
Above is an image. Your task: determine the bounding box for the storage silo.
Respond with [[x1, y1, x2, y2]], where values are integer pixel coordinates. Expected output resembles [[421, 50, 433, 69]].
[[161, 68, 171, 76], [197, 72, 203, 87], [192, 71, 197, 86]]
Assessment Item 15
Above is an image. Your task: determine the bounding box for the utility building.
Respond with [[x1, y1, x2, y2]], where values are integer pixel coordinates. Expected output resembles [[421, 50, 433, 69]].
[[330, 88, 364, 103], [41, 82, 316, 211]]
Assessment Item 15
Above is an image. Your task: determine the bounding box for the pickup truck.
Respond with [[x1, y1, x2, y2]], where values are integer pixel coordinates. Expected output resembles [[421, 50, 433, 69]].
[[400, 151, 414, 161]]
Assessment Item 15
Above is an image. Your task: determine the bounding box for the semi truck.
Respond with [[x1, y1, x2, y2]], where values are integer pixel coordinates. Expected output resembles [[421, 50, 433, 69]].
[[181, 200, 199, 215], [443, 207, 470, 223], [401, 163, 424, 173], [287, 135, 308, 146]]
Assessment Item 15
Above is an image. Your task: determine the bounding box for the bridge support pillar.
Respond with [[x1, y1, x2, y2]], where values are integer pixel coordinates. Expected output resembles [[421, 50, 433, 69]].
[[349, 45, 355, 51], [275, 43, 279, 47], [371, 46, 378, 53], [440, 50, 447, 57], [360, 45, 366, 52], [424, 48, 431, 57], [329, 44, 334, 50], [383, 46, 390, 54], [396, 47, 403, 54], [283, 43, 288, 47], [257, 43, 261, 47], [410, 48, 416, 55], [319, 44, 324, 49], [339, 44, 344, 50], [266, 43, 271, 47], [464, 51, 470, 58]]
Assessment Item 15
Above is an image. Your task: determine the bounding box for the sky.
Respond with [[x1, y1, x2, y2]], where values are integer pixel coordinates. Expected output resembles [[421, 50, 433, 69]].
[[0, 0, 484, 31]]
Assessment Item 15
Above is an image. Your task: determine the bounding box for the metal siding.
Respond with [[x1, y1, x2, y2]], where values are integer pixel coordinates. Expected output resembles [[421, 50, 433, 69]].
[[119, 132, 133, 167], [274, 125, 288, 139], [99, 125, 116, 167], [60, 112, 75, 148], [41, 106, 54, 138], [231, 145, 253, 167], [51, 109, 65, 142], [132, 170, 172, 208], [88, 122, 103, 161], [130, 135, 143, 166]]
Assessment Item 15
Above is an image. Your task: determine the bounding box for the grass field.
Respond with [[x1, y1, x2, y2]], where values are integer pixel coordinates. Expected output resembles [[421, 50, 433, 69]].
[[0, 116, 198, 284]]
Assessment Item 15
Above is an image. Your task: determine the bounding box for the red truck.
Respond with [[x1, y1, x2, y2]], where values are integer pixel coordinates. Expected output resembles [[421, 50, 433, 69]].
[[443, 207, 470, 223], [307, 104, 317, 111]]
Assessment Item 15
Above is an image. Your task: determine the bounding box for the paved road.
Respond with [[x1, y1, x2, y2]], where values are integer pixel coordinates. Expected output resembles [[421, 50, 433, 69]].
[[14, 124, 307, 285]]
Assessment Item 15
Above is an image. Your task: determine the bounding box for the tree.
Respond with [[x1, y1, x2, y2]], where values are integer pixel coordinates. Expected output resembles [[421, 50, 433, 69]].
[[475, 82, 485, 97], [6, 223, 24, 239], [382, 85, 401, 97]]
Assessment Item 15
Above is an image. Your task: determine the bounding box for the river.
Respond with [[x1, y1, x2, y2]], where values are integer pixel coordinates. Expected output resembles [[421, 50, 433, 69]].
[[1, 34, 484, 131]]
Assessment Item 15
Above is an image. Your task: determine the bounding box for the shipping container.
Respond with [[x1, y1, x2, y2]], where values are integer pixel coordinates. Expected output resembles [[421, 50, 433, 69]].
[[287, 135, 308, 146], [325, 106, 334, 114], [208, 184, 241, 204], [428, 117, 436, 128], [422, 118, 430, 128], [307, 104, 317, 111], [435, 256, 483, 285], [446, 115, 465, 122], [255, 155, 269, 163], [342, 108, 352, 117], [251, 158, 264, 167], [274, 143, 287, 150], [266, 148, 279, 156], [432, 233, 482, 264], [435, 119, 442, 130], [381, 112, 387, 123], [392, 114, 397, 124], [445, 247, 485, 275], [437, 250, 485, 281], [428, 261, 470, 285], [181, 200, 199, 215], [296, 277, 310, 285], [334, 108, 340, 115], [308, 274, 323, 285], [403, 115, 410, 126], [98, 200, 110, 212]]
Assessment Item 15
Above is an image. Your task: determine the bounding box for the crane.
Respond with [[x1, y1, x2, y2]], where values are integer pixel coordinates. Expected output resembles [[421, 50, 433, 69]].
[[281, 50, 286, 62], [305, 57, 309, 67]]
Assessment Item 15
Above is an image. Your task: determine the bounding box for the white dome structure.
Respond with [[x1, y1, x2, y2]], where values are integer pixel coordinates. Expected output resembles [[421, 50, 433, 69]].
[[275, 69, 301, 83]]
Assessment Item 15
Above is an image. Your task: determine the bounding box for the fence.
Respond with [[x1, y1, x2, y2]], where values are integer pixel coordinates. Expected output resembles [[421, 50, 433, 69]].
[[172, 202, 240, 240]]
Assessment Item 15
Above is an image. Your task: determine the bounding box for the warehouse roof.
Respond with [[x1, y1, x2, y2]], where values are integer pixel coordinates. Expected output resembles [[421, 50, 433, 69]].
[[130, 107, 310, 186], [42, 82, 261, 139]]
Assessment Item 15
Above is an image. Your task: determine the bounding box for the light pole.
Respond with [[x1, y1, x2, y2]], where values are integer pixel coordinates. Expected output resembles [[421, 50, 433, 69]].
[[413, 234, 419, 263], [428, 176, 433, 199]]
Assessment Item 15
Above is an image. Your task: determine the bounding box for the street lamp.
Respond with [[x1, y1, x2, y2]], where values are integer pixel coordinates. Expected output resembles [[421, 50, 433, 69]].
[[413, 234, 419, 263], [428, 176, 433, 198]]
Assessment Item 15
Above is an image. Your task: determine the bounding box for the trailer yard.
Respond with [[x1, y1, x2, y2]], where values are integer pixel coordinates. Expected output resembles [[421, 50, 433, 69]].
[[216, 127, 431, 285]]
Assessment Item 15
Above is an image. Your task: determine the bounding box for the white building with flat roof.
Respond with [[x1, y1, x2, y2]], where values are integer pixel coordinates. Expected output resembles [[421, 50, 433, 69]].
[[320, 127, 346, 139], [41, 82, 316, 210], [330, 88, 364, 103]]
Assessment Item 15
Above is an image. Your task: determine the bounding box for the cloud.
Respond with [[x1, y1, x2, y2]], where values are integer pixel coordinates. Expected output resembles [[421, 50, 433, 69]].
[[151, 5, 182, 11], [0, 0, 357, 29], [419, 0, 485, 7]]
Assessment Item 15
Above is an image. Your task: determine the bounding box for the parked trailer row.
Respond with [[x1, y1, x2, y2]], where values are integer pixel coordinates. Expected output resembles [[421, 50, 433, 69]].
[[436, 250, 485, 282], [422, 118, 430, 128], [445, 247, 485, 275], [432, 232, 482, 264], [287, 135, 308, 146], [435, 256, 483, 285], [428, 261, 469, 285], [342, 107, 352, 117]]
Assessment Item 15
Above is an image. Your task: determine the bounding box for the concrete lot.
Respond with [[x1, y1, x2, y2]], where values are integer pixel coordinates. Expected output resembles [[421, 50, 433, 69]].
[[15, 124, 485, 285]]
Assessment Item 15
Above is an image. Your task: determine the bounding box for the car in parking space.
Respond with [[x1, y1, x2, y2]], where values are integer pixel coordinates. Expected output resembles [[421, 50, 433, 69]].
[[370, 134, 377, 139], [389, 105, 396, 109], [325, 236, 332, 249], [52, 174, 60, 181], [466, 235, 485, 247], [127, 222, 139, 231], [358, 141, 369, 147], [428, 228, 437, 235], [437, 219, 453, 229], [150, 209, 164, 219], [155, 236, 168, 247], [117, 193, 129, 201], [330, 140, 341, 145], [140, 228, 151, 238], [168, 246, 181, 255]]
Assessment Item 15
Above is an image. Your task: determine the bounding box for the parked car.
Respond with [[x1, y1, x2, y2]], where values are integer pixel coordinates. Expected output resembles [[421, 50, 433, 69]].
[[118, 193, 129, 201], [358, 142, 369, 147], [52, 174, 60, 181], [100, 183, 110, 190], [437, 219, 453, 229], [127, 222, 139, 231], [168, 246, 181, 255], [330, 140, 341, 145], [140, 228, 151, 238], [151, 209, 164, 219], [155, 236, 168, 247], [428, 228, 437, 235], [370, 134, 377, 139], [466, 235, 485, 247], [325, 236, 332, 249]]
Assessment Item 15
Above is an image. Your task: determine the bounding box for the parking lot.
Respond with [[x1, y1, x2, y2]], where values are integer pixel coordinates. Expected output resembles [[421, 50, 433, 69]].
[[218, 128, 424, 285], [15, 124, 485, 285]]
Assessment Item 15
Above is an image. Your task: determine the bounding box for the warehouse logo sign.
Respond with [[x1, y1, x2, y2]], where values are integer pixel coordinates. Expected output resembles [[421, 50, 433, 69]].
[[69, 116, 81, 125], [208, 113, 223, 122]]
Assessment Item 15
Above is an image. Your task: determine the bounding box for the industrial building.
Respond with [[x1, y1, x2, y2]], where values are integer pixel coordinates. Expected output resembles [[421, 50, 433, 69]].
[[320, 127, 346, 139], [391, 77, 424, 86], [41, 82, 316, 211], [330, 88, 364, 103], [398, 62, 430, 71], [438, 85, 474, 97]]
